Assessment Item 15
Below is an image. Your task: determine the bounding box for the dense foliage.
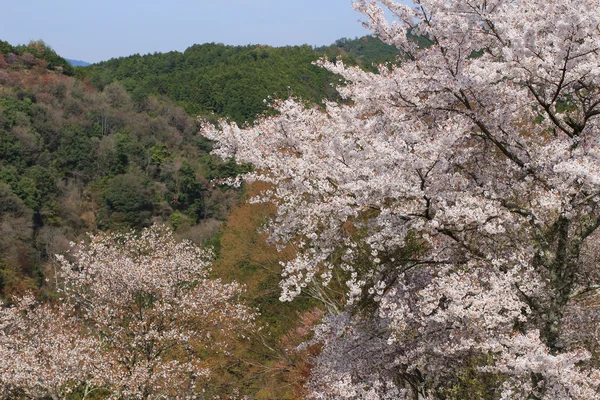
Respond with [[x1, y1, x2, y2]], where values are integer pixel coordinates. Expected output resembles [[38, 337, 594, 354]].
[[0, 40, 74, 76], [77, 37, 399, 124], [206, 0, 600, 398], [0, 47, 245, 298]]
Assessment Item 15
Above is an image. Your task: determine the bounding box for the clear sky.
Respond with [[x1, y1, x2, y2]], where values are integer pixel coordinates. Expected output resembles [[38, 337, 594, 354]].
[[0, 0, 384, 63]]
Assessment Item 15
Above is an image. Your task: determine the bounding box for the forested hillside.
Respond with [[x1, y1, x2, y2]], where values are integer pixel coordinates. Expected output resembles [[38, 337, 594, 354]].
[[0, 37, 401, 398], [0, 40, 251, 299], [0, 35, 399, 300], [6, 0, 600, 398], [77, 36, 400, 124], [0, 40, 74, 76]]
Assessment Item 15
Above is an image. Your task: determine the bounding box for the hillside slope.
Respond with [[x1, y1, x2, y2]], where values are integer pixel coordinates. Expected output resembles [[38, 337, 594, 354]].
[[0, 41, 247, 298], [77, 36, 400, 124]]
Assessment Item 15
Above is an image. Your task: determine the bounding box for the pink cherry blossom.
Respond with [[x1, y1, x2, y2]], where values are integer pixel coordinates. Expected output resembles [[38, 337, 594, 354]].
[[1, 226, 255, 399], [204, 1, 600, 398]]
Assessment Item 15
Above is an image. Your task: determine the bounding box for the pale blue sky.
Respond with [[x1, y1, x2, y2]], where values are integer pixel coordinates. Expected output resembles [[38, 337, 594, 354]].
[[0, 0, 394, 63]]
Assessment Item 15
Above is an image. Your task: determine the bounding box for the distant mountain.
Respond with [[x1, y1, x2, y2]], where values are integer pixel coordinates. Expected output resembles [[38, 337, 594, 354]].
[[66, 58, 90, 67]]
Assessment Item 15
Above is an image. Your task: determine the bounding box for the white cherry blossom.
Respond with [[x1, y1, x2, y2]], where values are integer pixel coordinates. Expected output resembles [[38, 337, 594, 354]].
[[205, 0, 600, 398]]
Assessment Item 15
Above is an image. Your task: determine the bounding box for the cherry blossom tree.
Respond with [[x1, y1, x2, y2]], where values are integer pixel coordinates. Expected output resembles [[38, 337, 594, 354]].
[[204, 0, 600, 398], [0, 297, 102, 400], [0, 226, 255, 399]]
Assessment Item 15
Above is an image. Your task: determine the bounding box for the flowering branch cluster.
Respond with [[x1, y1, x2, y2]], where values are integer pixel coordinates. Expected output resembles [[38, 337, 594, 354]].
[[0, 225, 255, 399], [204, 0, 600, 398]]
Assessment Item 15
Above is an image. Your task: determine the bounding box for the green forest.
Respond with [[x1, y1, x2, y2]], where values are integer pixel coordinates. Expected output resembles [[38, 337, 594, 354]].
[[77, 36, 400, 124], [0, 37, 399, 398]]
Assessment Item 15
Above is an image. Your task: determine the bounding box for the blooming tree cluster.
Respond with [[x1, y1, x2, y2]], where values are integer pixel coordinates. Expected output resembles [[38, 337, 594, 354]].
[[204, 0, 600, 398], [0, 297, 101, 399], [0, 226, 255, 399]]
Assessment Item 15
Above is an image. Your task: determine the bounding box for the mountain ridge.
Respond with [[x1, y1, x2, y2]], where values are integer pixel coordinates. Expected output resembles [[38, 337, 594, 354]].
[[76, 36, 400, 124], [66, 58, 90, 67]]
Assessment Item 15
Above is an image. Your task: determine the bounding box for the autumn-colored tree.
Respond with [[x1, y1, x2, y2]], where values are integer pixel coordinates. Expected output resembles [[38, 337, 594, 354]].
[[20, 52, 35, 68], [208, 181, 321, 399]]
